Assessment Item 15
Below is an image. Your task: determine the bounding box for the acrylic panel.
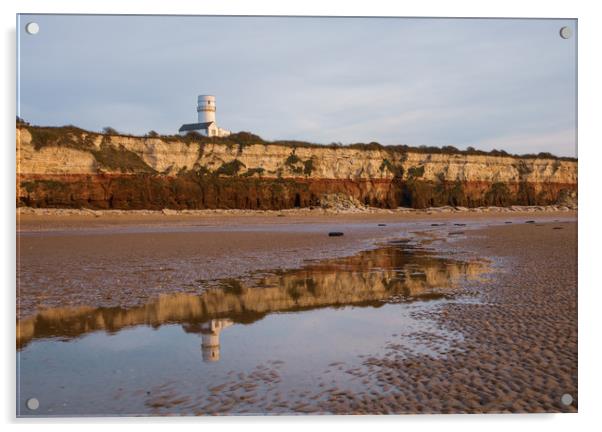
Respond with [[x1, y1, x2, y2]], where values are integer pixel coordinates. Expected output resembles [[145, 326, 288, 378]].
[[16, 15, 577, 416]]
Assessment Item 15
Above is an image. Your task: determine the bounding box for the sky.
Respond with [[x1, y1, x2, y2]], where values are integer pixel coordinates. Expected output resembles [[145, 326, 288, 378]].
[[17, 15, 577, 156]]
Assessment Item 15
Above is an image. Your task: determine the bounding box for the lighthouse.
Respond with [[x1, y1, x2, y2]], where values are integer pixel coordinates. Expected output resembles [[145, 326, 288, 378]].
[[178, 94, 231, 137], [197, 95, 216, 123]]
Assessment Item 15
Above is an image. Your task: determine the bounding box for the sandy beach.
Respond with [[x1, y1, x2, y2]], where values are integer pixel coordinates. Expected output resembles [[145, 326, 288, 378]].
[[311, 220, 578, 414], [17, 208, 574, 317], [16, 209, 577, 415]]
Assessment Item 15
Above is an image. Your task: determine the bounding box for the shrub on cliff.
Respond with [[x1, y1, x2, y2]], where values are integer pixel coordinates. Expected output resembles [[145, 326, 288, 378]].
[[272, 139, 323, 150], [485, 182, 512, 206], [28, 125, 95, 151], [285, 154, 302, 166], [516, 160, 534, 176], [228, 132, 265, 147], [91, 144, 156, 174], [379, 159, 404, 177], [448, 180, 466, 207], [348, 142, 382, 151], [519, 151, 561, 160], [303, 159, 314, 176], [488, 149, 510, 157], [216, 159, 246, 176], [441, 145, 460, 154], [21, 179, 66, 194], [242, 167, 265, 177], [102, 126, 119, 135], [284, 154, 305, 175], [407, 166, 425, 178]]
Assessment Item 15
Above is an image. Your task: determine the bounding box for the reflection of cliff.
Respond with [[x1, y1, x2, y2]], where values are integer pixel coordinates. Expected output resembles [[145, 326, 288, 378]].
[[17, 245, 489, 349]]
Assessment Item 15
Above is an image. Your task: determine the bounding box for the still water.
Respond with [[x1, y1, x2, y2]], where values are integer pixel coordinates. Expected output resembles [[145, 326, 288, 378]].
[[17, 240, 489, 416]]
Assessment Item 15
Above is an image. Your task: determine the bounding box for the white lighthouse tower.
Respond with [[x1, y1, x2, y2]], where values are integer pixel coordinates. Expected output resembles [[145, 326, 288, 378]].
[[197, 95, 216, 124], [179, 94, 231, 137]]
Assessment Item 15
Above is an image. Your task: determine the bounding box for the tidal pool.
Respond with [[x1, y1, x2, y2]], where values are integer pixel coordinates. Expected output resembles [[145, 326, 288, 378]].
[[17, 241, 489, 416]]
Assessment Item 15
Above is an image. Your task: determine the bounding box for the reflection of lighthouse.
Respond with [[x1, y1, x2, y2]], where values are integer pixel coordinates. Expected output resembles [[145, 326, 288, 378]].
[[200, 319, 233, 362]]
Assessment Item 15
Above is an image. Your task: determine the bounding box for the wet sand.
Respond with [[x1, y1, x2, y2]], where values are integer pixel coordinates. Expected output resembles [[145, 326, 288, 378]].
[[16, 219, 419, 318], [308, 221, 578, 414], [17, 207, 575, 232], [17, 210, 573, 319], [16, 211, 577, 415]]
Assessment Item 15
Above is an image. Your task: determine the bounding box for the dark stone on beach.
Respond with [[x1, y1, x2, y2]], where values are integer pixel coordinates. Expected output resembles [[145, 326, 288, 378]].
[[449, 231, 465, 236], [505, 222, 513, 224], [525, 221, 535, 224], [431, 223, 442, 227], [454, 223, 466, 226], [378, 224, 387, 227], [388, 239, 410, 246], [328, 232, 344, 237]]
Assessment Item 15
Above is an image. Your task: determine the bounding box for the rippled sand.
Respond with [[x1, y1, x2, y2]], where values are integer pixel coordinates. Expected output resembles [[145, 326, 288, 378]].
[[16, 213, 577, 415], [298, 221, 578, 414]]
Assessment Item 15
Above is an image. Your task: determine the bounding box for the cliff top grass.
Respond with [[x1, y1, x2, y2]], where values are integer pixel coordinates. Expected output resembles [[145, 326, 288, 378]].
[[17, 119, 577, 162]]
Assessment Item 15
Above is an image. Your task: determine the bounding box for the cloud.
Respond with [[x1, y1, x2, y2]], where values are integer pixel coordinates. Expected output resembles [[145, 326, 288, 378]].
[[18, 15, 577, 156]]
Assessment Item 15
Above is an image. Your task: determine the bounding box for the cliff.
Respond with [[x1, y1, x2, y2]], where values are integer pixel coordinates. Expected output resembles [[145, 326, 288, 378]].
[[16, 125, 578, 210]]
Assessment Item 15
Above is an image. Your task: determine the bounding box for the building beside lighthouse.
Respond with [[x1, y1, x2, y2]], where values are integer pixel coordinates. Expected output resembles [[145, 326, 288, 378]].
[[178, 95, 231, 137]]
